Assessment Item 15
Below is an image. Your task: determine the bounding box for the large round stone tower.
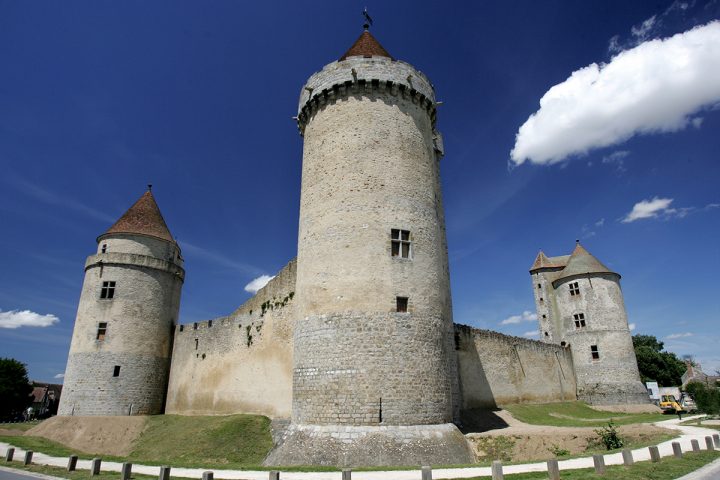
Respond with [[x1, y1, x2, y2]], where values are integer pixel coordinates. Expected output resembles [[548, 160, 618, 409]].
[[265, 26, 473, 467], [58, 188, 184, 416], [530, 242, 648, 405]]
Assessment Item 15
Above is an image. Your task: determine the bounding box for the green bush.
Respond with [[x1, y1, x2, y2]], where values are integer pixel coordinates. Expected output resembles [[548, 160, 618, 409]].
[[685, 382, 720, 415], [594, 422, 624, 450]]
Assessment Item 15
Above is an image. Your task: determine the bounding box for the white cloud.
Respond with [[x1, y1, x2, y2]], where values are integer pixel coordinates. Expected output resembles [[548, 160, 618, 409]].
[[0, 309, 59, 329], [666, 332, 693, 339], [244, 275, 275, 294], [524, 330, 540, 337], [500, 310, 538, 325], [622, 197, 674, 223], [511, 21, 720, 166], [628, 323, 636, 331], [631, 15, 657, 40], [54, 373, 64, 379], [595, 218, 605, 228], [691, 117, 704, 128]]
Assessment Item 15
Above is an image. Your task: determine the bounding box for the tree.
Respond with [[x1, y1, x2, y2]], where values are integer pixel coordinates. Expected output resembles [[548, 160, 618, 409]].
[[632, 335, 687, 386], [0, 358, 33, 419], [685, 382, 720, 414]]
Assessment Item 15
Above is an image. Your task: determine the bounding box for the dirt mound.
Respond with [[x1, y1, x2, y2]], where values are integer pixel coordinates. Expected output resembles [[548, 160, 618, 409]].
[[26, 416, 148, 456], [465, 410, 674, 462]]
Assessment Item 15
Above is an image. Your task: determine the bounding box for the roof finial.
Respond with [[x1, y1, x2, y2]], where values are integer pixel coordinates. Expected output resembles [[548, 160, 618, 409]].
[[362, 7, 373, 30], [147, 184, 153, 192]]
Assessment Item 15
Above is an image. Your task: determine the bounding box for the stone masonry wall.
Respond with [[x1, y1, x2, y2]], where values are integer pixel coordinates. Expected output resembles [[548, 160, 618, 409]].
[[164, 259, 296, 418], [293, 55, 457, 427], [456, 325, 576, 409], [59, 242, 183, 416]]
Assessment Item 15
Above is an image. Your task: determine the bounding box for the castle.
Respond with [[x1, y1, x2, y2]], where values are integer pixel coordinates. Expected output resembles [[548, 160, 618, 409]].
[[58, 25, 648, 466]]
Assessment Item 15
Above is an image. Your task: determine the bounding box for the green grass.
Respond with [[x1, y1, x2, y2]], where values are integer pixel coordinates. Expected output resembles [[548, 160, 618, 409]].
[[0, 421, 43, 432], [128, 414, 273, 468], [3, 414, 275, 470], [503, 402, 668, 427], [448, 450, 720, 479]]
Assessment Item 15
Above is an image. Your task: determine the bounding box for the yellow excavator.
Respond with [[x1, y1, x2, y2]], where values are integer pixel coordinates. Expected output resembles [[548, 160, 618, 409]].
[[659, 394, 686, 414]]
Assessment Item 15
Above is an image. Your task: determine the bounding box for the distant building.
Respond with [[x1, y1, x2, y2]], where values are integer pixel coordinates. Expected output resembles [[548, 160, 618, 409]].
[[682, 361, 720, 387], [29, 382, 62, 418]]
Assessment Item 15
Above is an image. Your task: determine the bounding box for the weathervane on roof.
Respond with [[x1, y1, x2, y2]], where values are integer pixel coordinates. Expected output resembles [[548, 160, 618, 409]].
[[363, 7, 373, 30]]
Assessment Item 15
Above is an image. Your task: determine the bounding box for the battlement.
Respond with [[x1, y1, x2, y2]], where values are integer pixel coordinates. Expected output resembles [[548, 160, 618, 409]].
[[296, 56, 437, 135]]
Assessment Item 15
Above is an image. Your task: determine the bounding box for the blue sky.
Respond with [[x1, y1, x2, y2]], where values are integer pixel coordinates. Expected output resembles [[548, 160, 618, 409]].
[[1, 1, 718, 383]]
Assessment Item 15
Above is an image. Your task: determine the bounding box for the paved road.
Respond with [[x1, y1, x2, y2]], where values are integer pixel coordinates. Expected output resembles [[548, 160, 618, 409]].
[[0, 466, 61, 480]]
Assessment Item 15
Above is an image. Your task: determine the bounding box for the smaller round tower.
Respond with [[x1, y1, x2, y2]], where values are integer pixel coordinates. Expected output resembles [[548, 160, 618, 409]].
[[58, 187, 184, 416], [530, 242, 648, 405]]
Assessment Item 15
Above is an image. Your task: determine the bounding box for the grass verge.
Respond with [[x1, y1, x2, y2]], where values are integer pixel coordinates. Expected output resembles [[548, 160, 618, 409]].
[[503, 402, 668, 427], [0, 421, 44, 432], [2, 461, 156, 480], [449, 450, 720, 479], [3, 414, 275, 470]]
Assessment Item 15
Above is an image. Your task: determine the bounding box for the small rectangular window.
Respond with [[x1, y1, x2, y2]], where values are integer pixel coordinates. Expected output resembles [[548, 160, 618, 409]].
[[193, 322, 198, 330], [100, 281, 116, 299], [195, 338, 199, 350], [537, 283, 542, 289], [101, 244, 107, 253], [542, 314, 547, 319], [208, 320, 212, 328], [396, 296, 408, 313], [591, 345, 600, 360], [569, 282, 580, 296], [391, 229, 411, 258], [179, 325, 184, 332], [96, 322, 107, 341], [113, 365, 121, 377], [573, 313, 586, 328]]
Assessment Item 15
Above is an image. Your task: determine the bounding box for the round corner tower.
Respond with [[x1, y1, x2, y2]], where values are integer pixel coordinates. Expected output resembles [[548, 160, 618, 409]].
[[58, 188, 184, 416], [529, 242, 648, 405], [266, 25, 473, 467]]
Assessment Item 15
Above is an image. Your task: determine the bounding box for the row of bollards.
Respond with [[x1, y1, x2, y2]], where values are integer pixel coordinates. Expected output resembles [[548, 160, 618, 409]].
[[2, 433, 719, 479]]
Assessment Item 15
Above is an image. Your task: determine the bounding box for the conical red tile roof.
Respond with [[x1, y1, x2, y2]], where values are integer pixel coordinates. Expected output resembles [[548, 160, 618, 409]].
[[340, 30, 392, 61], [101, 190, 175, 243]]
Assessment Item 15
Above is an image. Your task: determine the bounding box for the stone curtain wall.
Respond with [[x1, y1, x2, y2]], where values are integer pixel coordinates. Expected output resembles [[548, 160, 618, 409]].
[[456, 325, 576, 409], [165, 259, 296, 418]]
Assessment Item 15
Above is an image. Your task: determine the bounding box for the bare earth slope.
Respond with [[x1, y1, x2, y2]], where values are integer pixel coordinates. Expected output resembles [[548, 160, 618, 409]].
[[465, 409, 673, 462], [26, 416, 148, 456]]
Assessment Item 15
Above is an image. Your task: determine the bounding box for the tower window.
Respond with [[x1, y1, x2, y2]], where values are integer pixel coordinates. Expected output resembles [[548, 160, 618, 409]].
[[542, 314, 547, 319], [537, 283, 541, 289], [544, 331, 549, 337], [100, 281, 116, 299], [96, 322, 107, 341], [569, 282, 580, 296], [195, 338, 199, 350], [396, 296, 408, 313], [208, 320, 213, 328], [573, 313, 586, 328], [101, 244, 107, 253], [391, 229, 411, 258], [179, 325, 184, 332], [193, 322, 198, 330], [591, 345, 600, 360], [113, 365, 121, 377]]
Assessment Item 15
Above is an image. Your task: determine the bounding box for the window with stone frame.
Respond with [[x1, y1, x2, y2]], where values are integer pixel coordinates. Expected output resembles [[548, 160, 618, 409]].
[[391, 229, 411, 258], [569, 281, 580, 296], [96, 322, 108, 341], [573, 313, 586, 329], [591, 345, 600, 360], [113, 365, 121, 377], [396, 296, 408, 313], [100, 281, 116, 299]]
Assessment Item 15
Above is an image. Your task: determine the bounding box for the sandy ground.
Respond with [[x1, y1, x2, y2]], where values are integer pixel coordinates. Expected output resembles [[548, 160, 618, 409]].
[[464, 409, 673, 462], [25, 416, 148, 456]]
